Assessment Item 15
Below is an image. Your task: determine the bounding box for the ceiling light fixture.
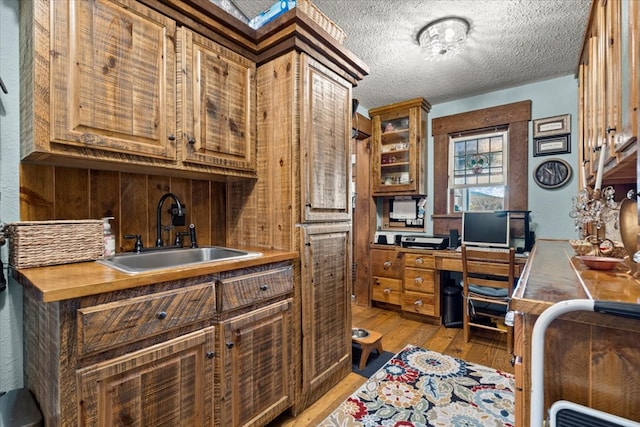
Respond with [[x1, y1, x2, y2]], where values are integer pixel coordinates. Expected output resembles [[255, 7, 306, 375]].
[[418, 17, 470, 61]]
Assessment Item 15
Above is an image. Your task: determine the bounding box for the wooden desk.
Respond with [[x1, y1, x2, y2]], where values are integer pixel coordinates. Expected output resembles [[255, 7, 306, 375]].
[[511, 239, 640, 426]]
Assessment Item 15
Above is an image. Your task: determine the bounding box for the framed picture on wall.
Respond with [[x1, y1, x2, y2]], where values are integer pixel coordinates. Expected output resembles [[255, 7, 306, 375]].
[[533, 134, 570, 157], [533, 114, 571, 138]]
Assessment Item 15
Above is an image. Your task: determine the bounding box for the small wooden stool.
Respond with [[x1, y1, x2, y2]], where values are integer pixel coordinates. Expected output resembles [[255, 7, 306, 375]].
[[352, 329, 384, 370]]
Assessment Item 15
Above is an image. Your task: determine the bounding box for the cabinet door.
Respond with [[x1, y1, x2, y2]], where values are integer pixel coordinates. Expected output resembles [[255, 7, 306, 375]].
[[300, 223, 351, 393], [218, 300, 293, 427], [77, 327, 215, 427], [300, 54, 352, 222], [181, 28, 256, 173], [49, 0, 177, 160]]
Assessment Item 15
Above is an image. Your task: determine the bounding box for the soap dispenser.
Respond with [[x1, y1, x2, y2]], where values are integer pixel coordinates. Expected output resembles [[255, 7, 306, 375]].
[[102, 217, 116, 257]]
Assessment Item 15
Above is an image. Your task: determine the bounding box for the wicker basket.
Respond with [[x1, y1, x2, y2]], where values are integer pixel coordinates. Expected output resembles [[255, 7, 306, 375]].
[[7, 220, 104, 268], [297, 0, 346, 44]]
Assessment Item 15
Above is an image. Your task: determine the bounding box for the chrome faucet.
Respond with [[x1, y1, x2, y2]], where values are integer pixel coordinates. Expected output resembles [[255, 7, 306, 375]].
[[156, 192, 184, 247]]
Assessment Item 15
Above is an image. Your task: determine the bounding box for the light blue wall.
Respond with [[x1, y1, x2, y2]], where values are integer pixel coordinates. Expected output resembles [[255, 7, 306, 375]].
[[0, 0, 23, 392], [426, 76, 581, 240]]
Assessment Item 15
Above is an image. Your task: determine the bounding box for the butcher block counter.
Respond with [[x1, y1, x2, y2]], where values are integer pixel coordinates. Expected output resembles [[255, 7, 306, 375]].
[[12, 246, 296, 302], [512, 239, 640, 426], [14, 247, 298, 426]]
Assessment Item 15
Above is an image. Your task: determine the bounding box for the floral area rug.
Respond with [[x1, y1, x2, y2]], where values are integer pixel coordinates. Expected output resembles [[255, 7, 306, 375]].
[[320, 344, 514, 427]]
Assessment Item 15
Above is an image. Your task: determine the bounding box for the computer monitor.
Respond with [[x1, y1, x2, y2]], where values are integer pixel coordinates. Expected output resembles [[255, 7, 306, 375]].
[[461, 211, 511, 248]]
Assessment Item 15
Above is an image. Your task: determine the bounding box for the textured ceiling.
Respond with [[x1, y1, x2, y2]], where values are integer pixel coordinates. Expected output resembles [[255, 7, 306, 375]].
[[231, 0, 592, 110]]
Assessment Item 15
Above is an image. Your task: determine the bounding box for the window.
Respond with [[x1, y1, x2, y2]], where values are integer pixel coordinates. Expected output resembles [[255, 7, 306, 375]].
[[431, 100, 530, 236], [449, 130, 508, 212]]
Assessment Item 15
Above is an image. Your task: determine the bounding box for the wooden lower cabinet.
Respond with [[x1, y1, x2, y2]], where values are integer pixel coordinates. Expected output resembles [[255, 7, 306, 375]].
[[402, 253, 438, 317], [370, 248, 440, 318], [77, 327, 215, 426], [514, 311, 640, 426], [217, 300, 293, 427], [22, 263, 294, 426], [295, 223, 352, 412]]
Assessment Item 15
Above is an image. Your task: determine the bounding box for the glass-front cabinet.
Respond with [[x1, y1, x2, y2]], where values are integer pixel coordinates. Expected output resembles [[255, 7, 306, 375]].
[[370, 98, 431, 195]]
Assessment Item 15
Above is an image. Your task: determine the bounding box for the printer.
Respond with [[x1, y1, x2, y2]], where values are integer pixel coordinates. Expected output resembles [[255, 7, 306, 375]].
[[400, 235, 449, 250]]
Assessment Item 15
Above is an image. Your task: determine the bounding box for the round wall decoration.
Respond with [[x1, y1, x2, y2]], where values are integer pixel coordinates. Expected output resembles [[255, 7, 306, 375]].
[[533, 158, 572, 189]]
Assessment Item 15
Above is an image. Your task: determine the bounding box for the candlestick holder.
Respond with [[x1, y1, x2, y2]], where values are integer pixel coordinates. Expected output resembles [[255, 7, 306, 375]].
[[569, 185, 617, 238]]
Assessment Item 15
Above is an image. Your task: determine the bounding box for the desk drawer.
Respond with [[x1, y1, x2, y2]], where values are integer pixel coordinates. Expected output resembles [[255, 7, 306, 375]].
[[78, 284, 215, 356], [404, 267, 435, 293], [372, 276, 402, 305], [404, 253, 435, 269], [219, 266, 293, 312], [401, 291, 436, 316], [371, 249, 403, 279]]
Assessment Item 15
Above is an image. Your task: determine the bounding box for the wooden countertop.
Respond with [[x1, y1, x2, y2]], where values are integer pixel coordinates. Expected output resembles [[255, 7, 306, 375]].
[[12, 247, 297, 303], [512, 239, 640, 315]]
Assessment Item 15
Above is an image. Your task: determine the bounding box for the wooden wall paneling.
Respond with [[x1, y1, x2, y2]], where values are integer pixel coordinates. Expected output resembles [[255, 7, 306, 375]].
[[54, 167, 90, 219], [226, 180, 258, 248], [121, 173, 150, 251], [146, 175, 171, 247], [20, 163, 55, 221], [89, 170, 120, 249], [189, 180, 211, 247], [353, 135, 372, 306], [209, 182, 226, 246]]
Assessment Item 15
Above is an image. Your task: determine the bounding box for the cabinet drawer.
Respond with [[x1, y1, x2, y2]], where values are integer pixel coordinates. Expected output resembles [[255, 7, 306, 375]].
[[404, 267, 435, 293], [372, 276, 402, 305], [78, 284, 215, 356], [219, 266, 293, 312], [401, 291, 436, 316], [371, 249, 403, 278], [404, 253, 435, 269]]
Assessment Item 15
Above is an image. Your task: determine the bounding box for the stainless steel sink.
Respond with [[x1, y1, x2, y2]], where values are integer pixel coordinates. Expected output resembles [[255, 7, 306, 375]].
[[97, 246, 262, 274]]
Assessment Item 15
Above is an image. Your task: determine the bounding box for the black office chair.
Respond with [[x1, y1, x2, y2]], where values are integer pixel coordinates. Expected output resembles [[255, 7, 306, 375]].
[[461, 245, 516, 353]]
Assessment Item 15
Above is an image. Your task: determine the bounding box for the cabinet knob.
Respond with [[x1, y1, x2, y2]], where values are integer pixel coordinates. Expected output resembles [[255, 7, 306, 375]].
[[226, 341, 234, 349], [260, 284, 268, 291], [415, 257, 424, 264], [383, 288, 392, 294], [374, 279, 381, 285], [168, 134, 176, 141], [188, 137, 196, 145], [383, 261, 392, 268], [157, 311, 167, 320], [606, 126, 616, 134], [206, 351, 215, 359], [414, 276, 423, 284], [414, 299, 423, 306]]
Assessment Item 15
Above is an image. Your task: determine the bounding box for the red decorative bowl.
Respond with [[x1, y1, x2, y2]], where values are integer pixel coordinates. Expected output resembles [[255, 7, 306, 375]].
[[577, 256, 624, 271]]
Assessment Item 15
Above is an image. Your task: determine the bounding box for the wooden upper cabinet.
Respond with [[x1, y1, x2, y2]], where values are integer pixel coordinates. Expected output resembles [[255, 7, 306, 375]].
[[47, 0, 176, 160], [300, 54, 352, 223], [369, 98, 431, 196], [579, 0, 638, 185], [180, 28, 256, 173]]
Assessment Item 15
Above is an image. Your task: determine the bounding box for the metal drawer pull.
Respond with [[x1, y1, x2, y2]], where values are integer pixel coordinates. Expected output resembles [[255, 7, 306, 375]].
[[260, 284, 268, 291], [414, 276, 423, 283], [157, 311, 167, 320], [415, 258, 423, 264], [226, 342, 234, 349], [383, 261, 392, 268], [206, 351, 215, 359], [383, 288, 392, 294], [414, 300, 423, 306]]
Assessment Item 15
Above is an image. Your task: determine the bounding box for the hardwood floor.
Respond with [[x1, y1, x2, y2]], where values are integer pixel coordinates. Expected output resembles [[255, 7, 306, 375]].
[[269, 303, 514, 426]]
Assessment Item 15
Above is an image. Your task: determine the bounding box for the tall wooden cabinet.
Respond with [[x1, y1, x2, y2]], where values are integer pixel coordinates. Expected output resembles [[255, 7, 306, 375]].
[[579, 0, 639, 185], [369, 98, 431, 195]]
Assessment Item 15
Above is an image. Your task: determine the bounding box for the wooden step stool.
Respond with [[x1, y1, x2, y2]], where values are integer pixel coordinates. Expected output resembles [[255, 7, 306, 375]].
[[352, 329, 384, 370]]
